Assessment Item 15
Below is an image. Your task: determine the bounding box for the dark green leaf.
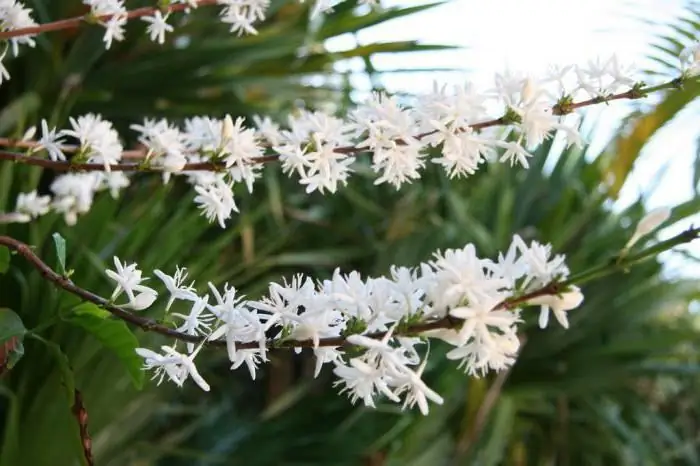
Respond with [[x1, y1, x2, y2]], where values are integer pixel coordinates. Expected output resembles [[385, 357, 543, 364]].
[[0, 246, 9, 274], [62, 303, 144, 389], [30, 334, 75, 403]]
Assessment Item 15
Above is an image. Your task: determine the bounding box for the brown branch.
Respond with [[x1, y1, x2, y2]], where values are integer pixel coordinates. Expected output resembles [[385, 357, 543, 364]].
[[0, 79, 678, 174], [0, 0, 221, 40], [0, 235, 560, 350], [72, 390, 94, 466]]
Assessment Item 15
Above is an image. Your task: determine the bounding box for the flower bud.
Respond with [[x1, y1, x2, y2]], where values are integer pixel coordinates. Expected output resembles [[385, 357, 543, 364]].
[[128, 289, 158, 311], [680, 42, 700, 69], [221, 114, 234, 143], [634, 207, 671, 237]]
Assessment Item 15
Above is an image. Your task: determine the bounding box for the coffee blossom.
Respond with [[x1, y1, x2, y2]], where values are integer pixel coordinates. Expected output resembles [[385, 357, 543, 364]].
[[117, 235, 583, 415]]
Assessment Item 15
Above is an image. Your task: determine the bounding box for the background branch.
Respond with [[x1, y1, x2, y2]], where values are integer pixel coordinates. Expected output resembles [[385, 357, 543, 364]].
[[0, 0, 221, 40], [0, 77, 688, 174]]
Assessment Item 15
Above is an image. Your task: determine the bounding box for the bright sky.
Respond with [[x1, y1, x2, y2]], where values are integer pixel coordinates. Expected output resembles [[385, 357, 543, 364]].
[[328, 0, 700, 275]]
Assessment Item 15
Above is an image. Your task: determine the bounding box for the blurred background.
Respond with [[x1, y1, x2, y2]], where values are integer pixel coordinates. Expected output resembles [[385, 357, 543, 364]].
[[1, 0, 700, 465]]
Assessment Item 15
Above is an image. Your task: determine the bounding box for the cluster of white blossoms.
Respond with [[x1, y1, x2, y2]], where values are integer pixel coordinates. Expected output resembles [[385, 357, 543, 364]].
[[109, 234, 583, 414], [2, 54, 654, 227], [1, 114, 130, 225]]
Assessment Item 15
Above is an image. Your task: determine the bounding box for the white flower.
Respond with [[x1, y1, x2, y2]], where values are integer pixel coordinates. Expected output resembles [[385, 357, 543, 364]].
[[218, 116, 264, 193], [135, 345, 210, 391], [349, 93, 425, 188], [154, 266, 198, 311], [172, 296, 215, 353], [529, 286, 584, 329], [130, 118, 187, 172], [193, 178, 238, 227], [428, 244, 510, 313], [207, 282, 270, 364], [519, 239, 569, 291], [14, 190, 50, 219], [496, 140, 533, 169], [333, 357, 401, 408], [36, 119, 66, 161], [430, 124, 491, 178], [253, 115, 282, 145], [142, 11, 173, 44], [446, 328, 520, 376], [50, 173, 100, 225], [105, 256, 158, 310], [449, 296, 521, 346], [84, 0, 128, 48], [61, 113, 123, 171], [218, 0, 269, 36], [229, 348, 266, 380], [0, 0, 38, 55], [299, 134, 354, 194], [96, 172, 130, 198], [392, 357, 444, 415]]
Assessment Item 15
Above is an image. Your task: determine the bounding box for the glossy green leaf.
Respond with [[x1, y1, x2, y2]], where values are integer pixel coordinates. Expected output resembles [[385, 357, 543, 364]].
[[61, 303, 144, 389], [0, 307, 24, 370]]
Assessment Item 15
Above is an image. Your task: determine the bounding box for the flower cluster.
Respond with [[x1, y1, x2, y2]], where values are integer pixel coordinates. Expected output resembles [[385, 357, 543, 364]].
[[109, 234, 583, 414], [2, 55, 650, 227], [5, 114, 130, 225]]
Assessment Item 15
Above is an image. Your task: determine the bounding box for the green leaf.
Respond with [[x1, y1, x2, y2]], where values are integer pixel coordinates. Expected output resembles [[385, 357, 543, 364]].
[[0, 308, 26, 343], [0, 308, 26, 369], [0, 246, 9, 274], [29, 334, 75, 403], [52, 232, 67, 275], [62, 303, 144, 389]]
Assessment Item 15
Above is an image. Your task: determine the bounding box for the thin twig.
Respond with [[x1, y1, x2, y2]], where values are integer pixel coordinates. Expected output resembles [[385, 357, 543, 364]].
[[0, 78, 685, 173], [0, 0, 221, 40], [72, 390, 94, 466], [0, 227, 697, 349]]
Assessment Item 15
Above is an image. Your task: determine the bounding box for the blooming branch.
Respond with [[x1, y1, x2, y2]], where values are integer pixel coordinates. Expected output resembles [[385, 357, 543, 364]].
[[0, 76, 686, 174], [3, 63, 697, 228], [1, 224, 697, 412]]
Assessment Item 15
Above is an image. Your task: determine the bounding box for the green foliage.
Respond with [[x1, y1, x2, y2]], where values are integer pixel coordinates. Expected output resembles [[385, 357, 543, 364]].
[[0, 1, 699, 465], [29, 334, 75, 404], [60, 301, 144, 389], [0, 1, 458, 465]]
